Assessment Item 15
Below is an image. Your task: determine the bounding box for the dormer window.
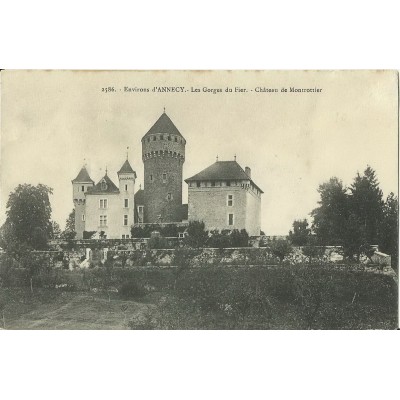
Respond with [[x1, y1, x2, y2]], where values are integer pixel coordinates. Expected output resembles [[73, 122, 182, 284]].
[[101, 180, 107, 191], [81, 185, 85, 192]]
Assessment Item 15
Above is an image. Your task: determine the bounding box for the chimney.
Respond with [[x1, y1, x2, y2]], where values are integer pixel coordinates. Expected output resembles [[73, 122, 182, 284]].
[[245, 166, 251, 179]]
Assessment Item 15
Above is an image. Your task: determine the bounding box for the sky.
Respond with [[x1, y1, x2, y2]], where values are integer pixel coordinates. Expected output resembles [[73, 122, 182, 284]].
[[1, 70, 398, 234]]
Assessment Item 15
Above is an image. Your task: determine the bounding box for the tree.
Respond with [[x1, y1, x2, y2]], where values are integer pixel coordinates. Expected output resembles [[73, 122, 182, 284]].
[[289, 219, 311, 246], [269, 239, 293, 262], [378, 192, 398, 268], [301, 236, 325, 263], [349, 166, 383, 244], [61, 209, 76, 239], [3, 184, 53, 250], [50, 221, 62, 239], [311, 177, 348, 245], [183, 221, 208, 248]]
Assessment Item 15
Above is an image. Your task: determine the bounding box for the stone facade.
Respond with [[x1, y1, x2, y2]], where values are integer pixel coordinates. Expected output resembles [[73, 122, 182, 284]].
[[141, 112, 186, 223], [186, 161, 263, 236], [72, 160, 136, 239]]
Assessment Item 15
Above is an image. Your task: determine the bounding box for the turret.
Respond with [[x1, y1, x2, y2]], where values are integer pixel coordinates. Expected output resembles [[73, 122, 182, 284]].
[[72, 165, 94, 239], [118, 158, 136, 237], [141, 111, 186, 223]]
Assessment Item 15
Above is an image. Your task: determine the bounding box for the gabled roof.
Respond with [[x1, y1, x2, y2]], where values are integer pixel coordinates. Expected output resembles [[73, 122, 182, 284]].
[[185, 160, 263, 193], [143, 112, 184, 139], [86, 174, 120, 195], [72, 166, 94, 184], [134, 188, 144, 205], [118, 159, 136, 176]]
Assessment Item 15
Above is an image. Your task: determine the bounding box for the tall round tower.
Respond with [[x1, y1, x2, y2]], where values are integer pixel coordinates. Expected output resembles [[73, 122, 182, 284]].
[[142, 111, 186, 223]]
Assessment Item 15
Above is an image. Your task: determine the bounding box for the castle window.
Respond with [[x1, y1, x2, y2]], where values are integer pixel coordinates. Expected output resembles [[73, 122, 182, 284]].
[[162, 173, 167, 183], [226, 181, 231, 187], [167, 193, 172, 200], [82, 214, 85, 222], [138, 206, 144, 213], [227, 195, 233, 207], [125, 184, 128, 191], [99, 215, 107, 227], [150, 174, 153, 182], [81, 185, 85, 192], [99, 199, 108, 209], [168, 135, 171, 141], [211, 181, 215, 187], [123, 215, 128, 226], [196, 182, 201, 188], [174, 137, 177, 142], [228, 213, 234, 226], [155, 150, 159, 155], [153, 136, 156, 141], [124, 199, 129, 208]]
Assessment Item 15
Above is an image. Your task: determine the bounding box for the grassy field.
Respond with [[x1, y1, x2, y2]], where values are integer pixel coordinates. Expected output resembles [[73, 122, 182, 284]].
[[0, 263, 398, 330], [0, 289, 154, 330]]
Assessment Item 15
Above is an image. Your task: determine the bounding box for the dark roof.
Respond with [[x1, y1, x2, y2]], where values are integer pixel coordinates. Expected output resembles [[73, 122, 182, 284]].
[[118, 159, 136, 176], [143, 112, 184, 139], [185, 161, 263, 193], [86, 174, 120, 195], [72, 166, 94, 183], [134, 188, 144, 205]]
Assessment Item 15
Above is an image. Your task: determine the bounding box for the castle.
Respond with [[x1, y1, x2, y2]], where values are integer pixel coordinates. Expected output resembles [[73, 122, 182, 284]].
[[72, 111, 263, 238]]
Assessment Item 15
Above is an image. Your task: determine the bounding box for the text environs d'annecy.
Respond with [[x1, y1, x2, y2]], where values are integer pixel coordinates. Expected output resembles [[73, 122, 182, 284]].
[[123, 86, 323, 94]]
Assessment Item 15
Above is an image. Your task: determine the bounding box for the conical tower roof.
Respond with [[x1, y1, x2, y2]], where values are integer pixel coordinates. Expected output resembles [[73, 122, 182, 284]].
[[118, 159, 136, 176], [143, 112, 184, 139], [72, 166, 94, 183]]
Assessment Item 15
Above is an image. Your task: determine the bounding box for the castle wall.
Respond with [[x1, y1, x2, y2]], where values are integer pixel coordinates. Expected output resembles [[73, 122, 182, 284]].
[[73, 182, 93, 239], [74, 202, 86, 239], [143, 153, 184, 223], [85, 194, 133, 239], [188, 185, 247, 232], [245, 189, 262, 236]]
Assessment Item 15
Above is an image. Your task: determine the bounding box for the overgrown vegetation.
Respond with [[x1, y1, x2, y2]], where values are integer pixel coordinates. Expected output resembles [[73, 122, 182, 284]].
[[289, 166, 398, 267]]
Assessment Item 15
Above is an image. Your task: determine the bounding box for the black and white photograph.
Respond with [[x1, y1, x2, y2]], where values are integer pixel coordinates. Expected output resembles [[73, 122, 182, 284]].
[[0, 70, 398, 330]]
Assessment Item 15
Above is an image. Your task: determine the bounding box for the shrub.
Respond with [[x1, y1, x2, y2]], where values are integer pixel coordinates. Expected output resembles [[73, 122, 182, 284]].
[[83, 231, 96, 239], [230, 229, 249, 247], [269, 240, 293, 262], [147, 236, 170, 249], [184, 221, 208, 248], [119, 281, 146, 300]]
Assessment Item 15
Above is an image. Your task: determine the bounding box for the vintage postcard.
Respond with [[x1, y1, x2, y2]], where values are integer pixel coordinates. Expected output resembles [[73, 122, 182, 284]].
[[0, 70, 398, 329]]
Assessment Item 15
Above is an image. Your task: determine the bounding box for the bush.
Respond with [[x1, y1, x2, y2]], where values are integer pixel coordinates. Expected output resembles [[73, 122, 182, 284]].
[[183, 221, 208, 248], [83, 231, 96, 239], [269, 239, 293, 262], [207, 230, 231, 248], [147, 236, 170, 250], [230, 229, 249, 247], [119, 281, 146, 300]]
